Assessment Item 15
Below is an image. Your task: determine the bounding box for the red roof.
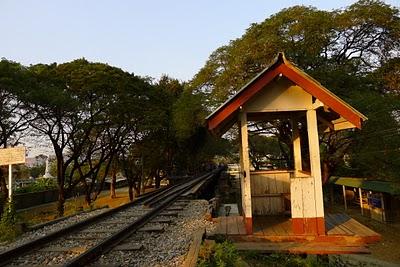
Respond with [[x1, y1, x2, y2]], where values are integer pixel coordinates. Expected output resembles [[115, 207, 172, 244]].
[[206, 53, 367, 134]]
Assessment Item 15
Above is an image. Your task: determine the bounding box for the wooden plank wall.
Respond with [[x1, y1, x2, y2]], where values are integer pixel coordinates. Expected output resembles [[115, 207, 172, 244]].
[[250, 171, 290, 215]]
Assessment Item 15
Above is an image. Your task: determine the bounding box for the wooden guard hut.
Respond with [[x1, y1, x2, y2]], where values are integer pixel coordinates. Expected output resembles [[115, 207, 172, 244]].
[[206, 52, 367, 236]]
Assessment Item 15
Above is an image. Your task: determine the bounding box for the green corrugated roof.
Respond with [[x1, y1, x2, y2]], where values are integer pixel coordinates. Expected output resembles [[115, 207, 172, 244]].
[[329, 177, 400, 195]]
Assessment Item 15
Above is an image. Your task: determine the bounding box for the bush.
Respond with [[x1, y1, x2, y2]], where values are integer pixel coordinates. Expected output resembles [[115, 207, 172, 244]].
[[198, 240, 239, 267], [240, 253, 333, 267], [15, 178, 57, 194], [0, 192, 6, 217], [0, 200, 22, 242]]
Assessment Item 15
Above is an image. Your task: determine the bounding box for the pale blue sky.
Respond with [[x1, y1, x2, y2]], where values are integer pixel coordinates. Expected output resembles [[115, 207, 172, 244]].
[[1, 0, 398, 81]]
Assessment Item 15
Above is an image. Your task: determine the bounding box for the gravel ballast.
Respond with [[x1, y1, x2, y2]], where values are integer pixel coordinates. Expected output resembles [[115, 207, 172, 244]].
[[0, 208, 108, 252], [94, 199, 216, 267]]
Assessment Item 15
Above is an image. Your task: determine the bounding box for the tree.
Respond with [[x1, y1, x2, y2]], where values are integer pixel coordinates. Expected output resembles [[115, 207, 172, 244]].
[[0, 60, 31, 213], [248, 134, 289, 170], [190, 0, 400, 181], [15, 59, 152, 215]]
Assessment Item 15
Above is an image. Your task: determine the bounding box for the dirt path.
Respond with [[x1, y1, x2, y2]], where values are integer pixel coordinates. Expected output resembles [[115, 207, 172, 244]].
[[17, 187, 133, 225]]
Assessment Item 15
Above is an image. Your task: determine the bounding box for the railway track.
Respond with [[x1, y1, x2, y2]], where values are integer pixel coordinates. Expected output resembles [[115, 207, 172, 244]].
[[0, 169, 220, 267]]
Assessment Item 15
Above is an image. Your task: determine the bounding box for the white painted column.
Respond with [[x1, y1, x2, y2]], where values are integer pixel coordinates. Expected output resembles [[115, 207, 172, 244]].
[[8, 164, 12, 201], [238, 123, 245, 216], [343, 185, 347, 211], [306, 109, 325, 219], [239, 111, 252, 234], [359, 188, 363, 215], [290, 119, 309, 234], [292, 121, 302, 173], [381, 193, 386, 222], [291, 118, 307, 233]]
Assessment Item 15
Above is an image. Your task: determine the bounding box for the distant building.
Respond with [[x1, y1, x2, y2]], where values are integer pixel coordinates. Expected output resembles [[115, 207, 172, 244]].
[[25, 154, 47, 167]]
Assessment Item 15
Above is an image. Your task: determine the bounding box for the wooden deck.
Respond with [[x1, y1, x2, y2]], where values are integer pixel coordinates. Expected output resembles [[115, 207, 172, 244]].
[[213, 213, 380, 253]]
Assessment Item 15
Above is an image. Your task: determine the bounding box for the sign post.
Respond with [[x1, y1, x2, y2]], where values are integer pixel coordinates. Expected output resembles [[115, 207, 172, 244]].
[[9, 164, 12, 200], [0, 147, 26, 202]]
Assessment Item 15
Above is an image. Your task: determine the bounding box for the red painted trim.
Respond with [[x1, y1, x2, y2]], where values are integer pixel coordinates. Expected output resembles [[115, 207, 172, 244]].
[[206, 55, 365, 133], [292, 217, 325, 236], [316, 217, 326, 235], [292, 218, 305, 235], [245, 217, 253, 235], [280, 65, 362, 129], [208, 65, 283, 131]]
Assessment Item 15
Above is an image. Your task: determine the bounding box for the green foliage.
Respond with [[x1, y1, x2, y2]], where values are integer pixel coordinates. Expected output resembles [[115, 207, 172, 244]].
[[1, 200, 16, 225], [345, 90, 400, 180], [0, 200, 21, 242], [240, 253, 329, 267], [173, 91, 206, 140], [190, 0, 400, 181], [14, 178, 57, 194], [0, 192, 5, 217], [190, 1, 400, 105], [29, 165, 46, 179], [198, 240, 239, 267], [249, 134, 290, 170]]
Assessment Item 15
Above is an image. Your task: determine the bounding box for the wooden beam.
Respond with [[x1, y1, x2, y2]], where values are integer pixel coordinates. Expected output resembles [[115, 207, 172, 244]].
[[292, 118, 302, 174], [208, 65, 283, 131], [334, 121, 356, 131], [240, 111, 252, 234], [317, 114, 334, 131], [238, 122, 245, 217], [381, 193, 386, 222], [281, 64, 363, 129], [183, 229, 205, 267], [306, 109, 325, 220], [359, 188, 364, 216]]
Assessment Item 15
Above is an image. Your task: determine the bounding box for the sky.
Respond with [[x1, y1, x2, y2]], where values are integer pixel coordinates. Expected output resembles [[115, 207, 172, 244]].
[[2, 0, 398, 83]]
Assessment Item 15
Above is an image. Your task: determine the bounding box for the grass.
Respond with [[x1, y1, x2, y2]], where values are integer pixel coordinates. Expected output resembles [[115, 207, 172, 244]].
[[0, 224, 22, 243], [197, 240, 240, 267], [196, 238, 352, 267], [240, 252, 332, 267], [0, 201, 22, 243]]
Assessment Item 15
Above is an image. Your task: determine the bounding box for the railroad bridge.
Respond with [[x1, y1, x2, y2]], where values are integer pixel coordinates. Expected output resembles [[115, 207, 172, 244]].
[[206, 53, 379, 248]]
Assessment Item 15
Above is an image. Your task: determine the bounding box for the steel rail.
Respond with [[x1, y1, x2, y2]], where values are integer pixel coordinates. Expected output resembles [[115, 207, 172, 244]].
[[64, 169, 221, 267], [142, 171, 214, 207], [0, 169, 221, 266], [0, 186, 169, 266], [63, 169, 219, 267]]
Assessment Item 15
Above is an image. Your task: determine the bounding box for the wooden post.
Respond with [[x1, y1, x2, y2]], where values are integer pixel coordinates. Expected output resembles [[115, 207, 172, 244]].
[[292, 120, 302, 174], [306, 109, 325, 234], [239, 111, 252, 234], [359, 188, 363, 216], [8, 164, 12, 201], [238, 123, 245, 219], [342, 185, 347, 211], [381, 193, 386, 222]]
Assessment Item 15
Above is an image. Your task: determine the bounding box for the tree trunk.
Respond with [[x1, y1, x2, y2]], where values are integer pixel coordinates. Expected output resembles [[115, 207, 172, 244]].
[[128, 184, 134, 201], [322, 160, 330, 185], [57, 186, 65, 217], [141, 178, 146, 194], [0, 168, 8, 216], [110, 168, 116, 199], [0, 168, 8, 197], [155, 175, 161, 189], [134, 183, 141, 198], [85, 192, 92, 207], [56, 155, 65, 217]]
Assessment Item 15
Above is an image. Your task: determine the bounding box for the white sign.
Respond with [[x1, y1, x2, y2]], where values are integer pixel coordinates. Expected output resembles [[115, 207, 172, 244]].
[[0, 147, 26, 166]]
